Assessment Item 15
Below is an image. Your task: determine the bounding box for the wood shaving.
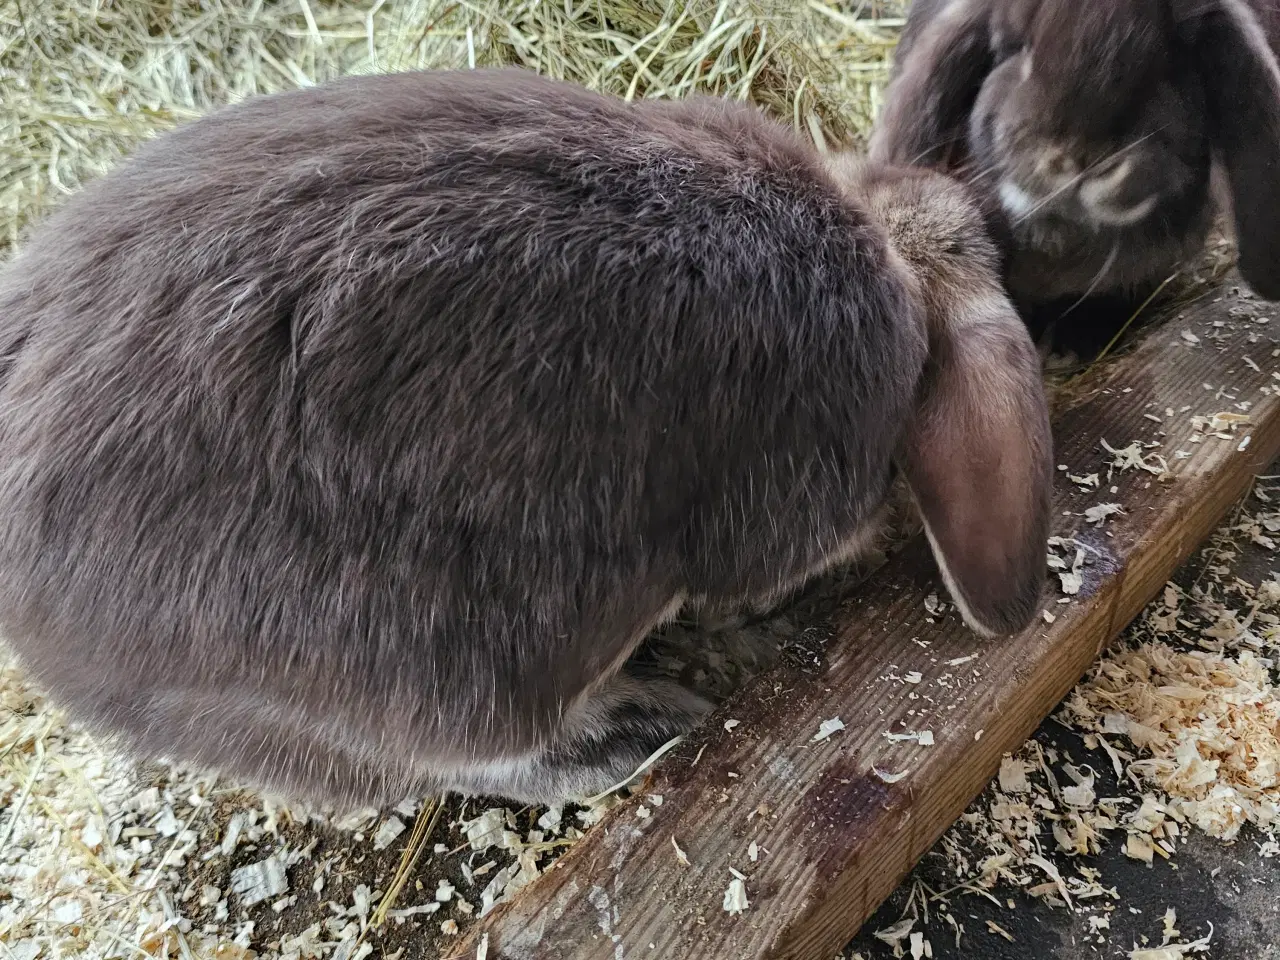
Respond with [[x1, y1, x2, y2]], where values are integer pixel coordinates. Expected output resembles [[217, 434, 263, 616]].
[[671, 835, 690, 867], [1128, 922, 1213, 959], [813, 717, 846, 742], [722, 876, 749, 915], [873, 917, 915, 957], [885, 730, 934, 746], [231, 856, 290, 907], [1055, 544, 1087, 595], [1061, 766, 1096, 809], [1026, 854, 1073, 909], [372, 816, 405, 851], [986, 920, 1014, 942], [1064, 642, 1280, 841], [1190, 411, 1251, 436], [1084, 502, 1125, 526], [1101, 439, 1170, 479], [998, 756, 1030, 794]]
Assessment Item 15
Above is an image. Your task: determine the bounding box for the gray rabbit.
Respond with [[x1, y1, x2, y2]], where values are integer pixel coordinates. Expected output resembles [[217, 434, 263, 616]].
[[870, 0, 1280, 352], [0, 68, 1052, 808]]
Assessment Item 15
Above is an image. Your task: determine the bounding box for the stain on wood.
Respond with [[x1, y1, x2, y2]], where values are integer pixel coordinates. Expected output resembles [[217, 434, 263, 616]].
[[461, 278, 1280, 960]]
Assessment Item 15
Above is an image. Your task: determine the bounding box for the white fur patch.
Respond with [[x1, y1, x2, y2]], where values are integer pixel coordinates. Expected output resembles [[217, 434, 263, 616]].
[[1065, 156, 1158, 226], [917, 511, 1001, 640], [1093, 155, 1133, 191], [1089, 193, 1158, 227], [998, 180, 1038, 219], [1080, 158, 1157, 226]]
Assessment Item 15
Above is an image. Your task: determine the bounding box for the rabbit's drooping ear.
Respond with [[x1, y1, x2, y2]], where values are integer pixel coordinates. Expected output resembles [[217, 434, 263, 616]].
[[1192, 0, 1280, 301], [897, 289, 1053, 638], [869, 0, 992, 168]]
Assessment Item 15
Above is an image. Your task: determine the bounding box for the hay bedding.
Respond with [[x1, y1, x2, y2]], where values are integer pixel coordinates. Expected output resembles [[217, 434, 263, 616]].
[[2, 3, 1279, 959]]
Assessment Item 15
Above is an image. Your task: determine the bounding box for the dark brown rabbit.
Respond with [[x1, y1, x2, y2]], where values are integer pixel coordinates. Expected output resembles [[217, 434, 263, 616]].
[[870, 0, 1280, 351], [0, 68, 1052, 809]]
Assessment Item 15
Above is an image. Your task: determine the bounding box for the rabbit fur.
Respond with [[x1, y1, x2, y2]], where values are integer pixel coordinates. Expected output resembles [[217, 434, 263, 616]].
[[0, 68, 1052, 808]]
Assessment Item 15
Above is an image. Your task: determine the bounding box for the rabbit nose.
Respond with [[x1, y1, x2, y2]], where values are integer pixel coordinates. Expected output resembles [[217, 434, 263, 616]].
[[996, 144, 1080, 220], [1033, 145, 1079, 182], [1079, 155, 1160, 227]]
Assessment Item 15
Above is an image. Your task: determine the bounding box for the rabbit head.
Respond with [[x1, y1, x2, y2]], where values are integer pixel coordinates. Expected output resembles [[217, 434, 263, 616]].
[[870, 0, 1280, 307]]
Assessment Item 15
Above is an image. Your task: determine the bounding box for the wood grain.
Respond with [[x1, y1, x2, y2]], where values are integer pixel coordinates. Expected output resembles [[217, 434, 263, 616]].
[[461, 278, 1280, 960]]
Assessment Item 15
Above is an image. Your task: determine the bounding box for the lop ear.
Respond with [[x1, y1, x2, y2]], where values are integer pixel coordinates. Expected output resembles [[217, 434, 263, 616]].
[[869, 0, 993, 168], [1192, 0, 1280, 300], [896, 288, 1053, 638]]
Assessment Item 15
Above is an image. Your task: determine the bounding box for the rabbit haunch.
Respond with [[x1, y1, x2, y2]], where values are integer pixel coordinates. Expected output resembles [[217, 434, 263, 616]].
[[0, 68, 1051, 808]]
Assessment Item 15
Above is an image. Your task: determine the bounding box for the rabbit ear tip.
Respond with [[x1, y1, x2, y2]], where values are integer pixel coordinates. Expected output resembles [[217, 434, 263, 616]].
[[923, 519, 1048, 639], [957, 579, 1046, 638]]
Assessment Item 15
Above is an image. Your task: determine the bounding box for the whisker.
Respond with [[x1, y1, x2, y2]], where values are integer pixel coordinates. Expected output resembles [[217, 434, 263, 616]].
[[1011, 125, 1170, 225], [909, 143, 947, 166], [964, 162, 1004, 185], [1011, 165, 1094, 224], [1058, 240, 1122, 317]]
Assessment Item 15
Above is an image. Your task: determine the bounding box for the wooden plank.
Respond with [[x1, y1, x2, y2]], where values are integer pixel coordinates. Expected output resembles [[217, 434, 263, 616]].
[[460, 277, 1280, 960]]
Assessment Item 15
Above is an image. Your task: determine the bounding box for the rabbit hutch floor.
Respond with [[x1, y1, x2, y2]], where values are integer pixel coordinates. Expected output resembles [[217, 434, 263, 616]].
[[4, 264, 1280, 960]]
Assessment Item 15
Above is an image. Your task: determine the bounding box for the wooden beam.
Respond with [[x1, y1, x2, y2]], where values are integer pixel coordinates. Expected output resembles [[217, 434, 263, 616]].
[[461, 277, 1280, 960]]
